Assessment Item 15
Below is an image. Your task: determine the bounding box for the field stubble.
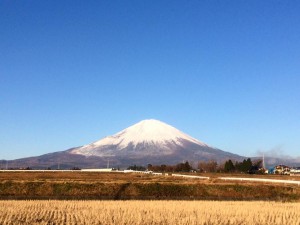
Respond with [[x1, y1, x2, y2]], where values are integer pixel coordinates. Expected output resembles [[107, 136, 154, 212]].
[[0, 200, 300, 225], [1, 172, 300, 200]]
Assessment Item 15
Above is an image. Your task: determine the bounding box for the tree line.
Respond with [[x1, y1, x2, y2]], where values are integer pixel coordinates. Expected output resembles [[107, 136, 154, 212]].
[[198, 158, 263, 173], [223, 158, 263, 174], [128, 158, 263, 174], [128, 162, 193, 173]]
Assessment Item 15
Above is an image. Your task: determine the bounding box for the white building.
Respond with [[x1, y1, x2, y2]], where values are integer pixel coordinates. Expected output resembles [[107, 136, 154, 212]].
[[290, 167, 300, 176], [81, 168, 114, 172]]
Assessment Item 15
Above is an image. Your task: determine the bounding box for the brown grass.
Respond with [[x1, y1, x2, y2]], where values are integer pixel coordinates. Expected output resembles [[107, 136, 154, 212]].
[[1, 172, 300, 200], [1, 171, 300, 182], [0, 200, 300, 225]]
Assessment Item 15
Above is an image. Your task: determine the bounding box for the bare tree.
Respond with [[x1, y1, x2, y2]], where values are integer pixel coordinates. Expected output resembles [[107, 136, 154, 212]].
[[198, 160, 218, 173]]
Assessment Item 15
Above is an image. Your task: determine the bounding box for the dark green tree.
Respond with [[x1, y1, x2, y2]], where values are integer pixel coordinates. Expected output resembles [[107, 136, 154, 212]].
[[224, 160, 235, 172], [242, 158, 252, 173], [127, 165, 146, 171], [175, 161, 192, 172]]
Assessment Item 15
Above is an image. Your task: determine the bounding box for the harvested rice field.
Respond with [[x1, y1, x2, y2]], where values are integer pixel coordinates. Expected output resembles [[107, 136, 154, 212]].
[[0, 200, 300, 225]]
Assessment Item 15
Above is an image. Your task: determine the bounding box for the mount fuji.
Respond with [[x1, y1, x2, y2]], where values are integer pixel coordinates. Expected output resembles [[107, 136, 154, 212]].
[[71, 119, 210, 157], [4, 119, 244, 169]]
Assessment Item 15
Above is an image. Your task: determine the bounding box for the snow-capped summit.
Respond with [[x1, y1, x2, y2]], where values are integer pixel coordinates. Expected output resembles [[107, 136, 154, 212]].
[[79, 119, 207, 151], [70, 119, 241, 165]]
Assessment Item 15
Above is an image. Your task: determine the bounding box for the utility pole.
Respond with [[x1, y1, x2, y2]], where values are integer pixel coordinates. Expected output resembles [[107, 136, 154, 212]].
[[107, 159, 110, 169]]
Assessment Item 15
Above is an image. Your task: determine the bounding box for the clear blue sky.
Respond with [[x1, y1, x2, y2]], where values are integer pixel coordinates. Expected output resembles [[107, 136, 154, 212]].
[[1, 1, 299, 160]]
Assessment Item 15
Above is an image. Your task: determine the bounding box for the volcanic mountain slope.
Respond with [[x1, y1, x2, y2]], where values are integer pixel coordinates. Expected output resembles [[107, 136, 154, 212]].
[[6, 119, 244, 169], [71, 119, 209, 156], [69, 119, 244, 166]]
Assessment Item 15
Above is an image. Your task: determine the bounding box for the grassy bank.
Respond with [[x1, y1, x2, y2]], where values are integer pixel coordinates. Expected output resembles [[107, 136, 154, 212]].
[[1, 172, 300, 201]]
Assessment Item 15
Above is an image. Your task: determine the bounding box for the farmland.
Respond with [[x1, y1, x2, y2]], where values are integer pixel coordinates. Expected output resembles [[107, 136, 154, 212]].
[[1, 171, 300, 200], [1, 172, 300, 224], [0, 200, 300, 225]]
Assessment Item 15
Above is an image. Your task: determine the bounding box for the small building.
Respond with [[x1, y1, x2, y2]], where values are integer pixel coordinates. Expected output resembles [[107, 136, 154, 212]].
[[290, 167, 300, 176], [273, 165, 290, 175], [81, 168, 115, 172], [123, 169, 153, 174]]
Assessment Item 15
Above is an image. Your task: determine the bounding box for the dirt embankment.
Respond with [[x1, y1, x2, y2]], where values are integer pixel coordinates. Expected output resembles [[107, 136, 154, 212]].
[[1, 172, 300, 201]]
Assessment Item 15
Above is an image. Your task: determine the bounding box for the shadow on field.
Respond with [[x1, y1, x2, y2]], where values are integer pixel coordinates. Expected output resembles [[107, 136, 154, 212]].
[[114, 183, 131, 200]]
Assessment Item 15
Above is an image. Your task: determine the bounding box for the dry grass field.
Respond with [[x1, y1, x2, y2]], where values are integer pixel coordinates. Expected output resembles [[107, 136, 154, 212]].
[[0, 200, 300, 225], [1, 172, 300, 200], [1, 171, 299, 183]]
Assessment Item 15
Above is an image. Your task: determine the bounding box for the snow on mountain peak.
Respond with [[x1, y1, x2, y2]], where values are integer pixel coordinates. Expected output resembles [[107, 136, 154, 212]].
[[110, 119, 203, 146], [76, 119, 208, 152]]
